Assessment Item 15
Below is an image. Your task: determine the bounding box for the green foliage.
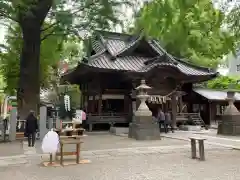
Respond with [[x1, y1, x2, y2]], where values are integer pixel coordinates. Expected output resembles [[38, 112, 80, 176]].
[[207, 75, 240, 90], [57, 84, 81, 119], [58, 84, 81, 109], [0, 0, 132, 38], [0, 0, 132, 116], [0, 25, 21, 95], [224, 2, 240, 48], [132, 0, 236, 68], [0, 24, 82, 94], [0, 75, 5, 90]]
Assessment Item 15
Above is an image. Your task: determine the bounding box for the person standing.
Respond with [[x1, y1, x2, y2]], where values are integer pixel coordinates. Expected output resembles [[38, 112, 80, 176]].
[[25, 110, 38, 147]]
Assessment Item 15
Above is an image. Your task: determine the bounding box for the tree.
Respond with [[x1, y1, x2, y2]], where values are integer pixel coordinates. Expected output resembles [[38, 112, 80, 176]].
[[224, 1, 240, 48], [132, 0, 236, 68], [207, 75, 240, 90], [0, 0, 131, 117], [0, 24, 81, 95]]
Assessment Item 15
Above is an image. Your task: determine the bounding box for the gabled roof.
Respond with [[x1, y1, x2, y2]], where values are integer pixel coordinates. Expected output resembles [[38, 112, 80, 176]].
[[63, 31, 218, 82]]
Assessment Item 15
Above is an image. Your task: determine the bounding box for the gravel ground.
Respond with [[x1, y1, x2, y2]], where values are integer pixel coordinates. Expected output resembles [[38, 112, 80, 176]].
[[0, 148, 240, 180], [1, 132, 240, 179]]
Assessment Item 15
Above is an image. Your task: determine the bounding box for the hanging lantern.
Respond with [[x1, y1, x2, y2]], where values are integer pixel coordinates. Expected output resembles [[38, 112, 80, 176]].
[[64, 94, 71, 111]]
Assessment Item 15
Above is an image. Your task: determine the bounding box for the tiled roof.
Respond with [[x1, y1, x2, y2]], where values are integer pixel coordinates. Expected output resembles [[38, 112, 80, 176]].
[[77, 31, 217, 77], [193, 88, 240, 101]]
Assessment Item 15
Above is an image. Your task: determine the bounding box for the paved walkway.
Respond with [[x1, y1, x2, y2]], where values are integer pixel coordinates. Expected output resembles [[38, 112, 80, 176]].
[[0, 141, 24, 157]]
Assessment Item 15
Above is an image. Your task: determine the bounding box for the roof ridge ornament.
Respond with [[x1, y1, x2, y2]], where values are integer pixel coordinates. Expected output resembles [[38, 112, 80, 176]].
[[115, 35, 143, 57], [150, 40, 178, 64]]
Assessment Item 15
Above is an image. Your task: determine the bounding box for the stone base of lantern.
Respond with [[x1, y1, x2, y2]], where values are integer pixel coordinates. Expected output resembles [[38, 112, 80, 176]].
[[218, 114, 240, 136], [128, 116, 160, 140]]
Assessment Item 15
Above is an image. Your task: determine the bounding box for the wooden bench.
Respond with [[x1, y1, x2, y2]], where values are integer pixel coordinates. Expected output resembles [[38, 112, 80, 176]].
[[189, 137, 206, 161], [58, 138, 83, 165]]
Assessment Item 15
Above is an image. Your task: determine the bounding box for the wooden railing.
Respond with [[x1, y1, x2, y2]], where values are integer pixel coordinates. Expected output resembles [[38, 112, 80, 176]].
[[176, 113, 205, 126], [86, 113, 129, 131], [87, 112, 128, 117]]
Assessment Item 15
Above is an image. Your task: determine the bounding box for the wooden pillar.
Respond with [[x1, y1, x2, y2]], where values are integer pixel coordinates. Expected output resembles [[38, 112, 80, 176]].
[[206, 103, 210, 125], [88, 95, 95, 113], [128, 93, 133, 121], [124, 91, 132, 121], [84, 94, 89, 113], [208, 102, 215, 126], [84, 83, 89, 112], [81, 93, 85, 109], [171, 92, 177, 128], [124, 93, 128, 114], [209, 102, 212, 126], [98, 91, 102, 115], [179, 95, 183, 113], [92, 95, 96, 113]]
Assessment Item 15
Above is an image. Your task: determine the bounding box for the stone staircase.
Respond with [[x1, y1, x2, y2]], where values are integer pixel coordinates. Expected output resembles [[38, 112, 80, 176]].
[[177, 113, 205, 127], [190, 113, 205, 126]]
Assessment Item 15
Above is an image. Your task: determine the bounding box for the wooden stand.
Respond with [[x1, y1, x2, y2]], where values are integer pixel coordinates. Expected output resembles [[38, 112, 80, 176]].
[[42, 132, 90, 167], [59, 139, 82, 165]]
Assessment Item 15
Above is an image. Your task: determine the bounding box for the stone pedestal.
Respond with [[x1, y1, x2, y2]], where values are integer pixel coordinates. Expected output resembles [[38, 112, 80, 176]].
[[218, 115, 240, 135], [129, 116, 160, 140]]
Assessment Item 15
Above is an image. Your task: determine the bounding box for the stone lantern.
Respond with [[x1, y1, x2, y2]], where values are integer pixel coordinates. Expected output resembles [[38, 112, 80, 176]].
[[128, 79, 160, 140], [218, 88, 240, 135], [134, 79, 152, 116], [224, 90, 239, 115]]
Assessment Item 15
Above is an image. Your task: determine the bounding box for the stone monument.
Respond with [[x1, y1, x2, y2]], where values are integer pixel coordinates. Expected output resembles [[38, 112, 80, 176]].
[[128, 79, 160, 140], [39, 106, 48, 140], [9, 108, 17, 141], [218, 90, 240, 135]]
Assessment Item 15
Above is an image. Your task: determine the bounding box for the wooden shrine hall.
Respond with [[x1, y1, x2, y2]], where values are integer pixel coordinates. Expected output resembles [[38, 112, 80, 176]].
[[61, 31, 218, 131]]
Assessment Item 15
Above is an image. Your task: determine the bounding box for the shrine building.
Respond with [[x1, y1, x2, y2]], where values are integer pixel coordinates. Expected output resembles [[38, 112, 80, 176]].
[[61, 31, 218, 131]]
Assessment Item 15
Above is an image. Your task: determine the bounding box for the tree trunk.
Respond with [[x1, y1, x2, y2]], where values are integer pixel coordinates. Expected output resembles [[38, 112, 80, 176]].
[[17, 23, 41, 119], [16, 0, 53, 119]]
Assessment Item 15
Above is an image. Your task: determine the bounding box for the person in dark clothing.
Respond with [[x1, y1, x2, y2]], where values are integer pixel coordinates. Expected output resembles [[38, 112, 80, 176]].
[[25, 110, 38, 147], [164, 111, 174, 133]]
